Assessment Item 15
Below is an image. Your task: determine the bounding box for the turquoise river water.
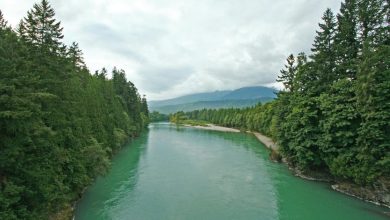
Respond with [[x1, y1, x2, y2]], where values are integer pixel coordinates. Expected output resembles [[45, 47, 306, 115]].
[[75, 123, 389, 220]]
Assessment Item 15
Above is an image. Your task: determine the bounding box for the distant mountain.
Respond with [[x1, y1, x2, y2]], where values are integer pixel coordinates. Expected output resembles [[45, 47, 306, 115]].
[[152, 98, 274, 114], [148, 90, 231, 107], [221, 86, 277, 100], [149, 86, 278, 114]]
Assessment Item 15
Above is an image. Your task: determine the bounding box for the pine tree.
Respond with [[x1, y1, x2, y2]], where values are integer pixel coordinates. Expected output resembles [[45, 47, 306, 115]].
[[141, 95, 149, 116], [67, 42, 86, 69], [293, 52, 312, 93], [355, 44, 390, 184], [277, 54, 296, 92], [19, 0, 64, 52], [357, 0, 388, 46], [351, 0, 390, 183], [0, 10, 8, 29], [334, 0, 359, 80], [319, 79, 360, 179], [311, 8, 337, 88]]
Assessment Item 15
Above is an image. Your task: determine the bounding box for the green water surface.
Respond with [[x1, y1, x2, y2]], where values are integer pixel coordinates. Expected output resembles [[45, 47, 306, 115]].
[[75, 123, 389, 220]]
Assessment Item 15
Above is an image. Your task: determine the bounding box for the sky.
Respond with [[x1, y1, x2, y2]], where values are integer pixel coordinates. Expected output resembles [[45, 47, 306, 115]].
[[1, 0, 341, 100]]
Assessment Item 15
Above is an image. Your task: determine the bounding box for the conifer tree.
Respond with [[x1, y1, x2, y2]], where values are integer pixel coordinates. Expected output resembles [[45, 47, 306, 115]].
[[293, 52, 312, 93], [355, 44, 390, 183], [0, 10, 8, 29], [357, 0, 388, 46], [141, 95, 149, 116], [311, 9, 337, 88], [19, 0, 64, 52], [334, 0, 359, 80], [277, 54, 296, 92], [67, 42, 86, 69], [353, 0, 390, 183]]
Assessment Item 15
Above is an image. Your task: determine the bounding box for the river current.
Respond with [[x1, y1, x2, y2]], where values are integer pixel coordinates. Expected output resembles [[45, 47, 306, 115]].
[[75, 123, 389, 220]]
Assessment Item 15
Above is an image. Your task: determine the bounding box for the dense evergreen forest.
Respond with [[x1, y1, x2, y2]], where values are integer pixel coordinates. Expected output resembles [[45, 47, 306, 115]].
[[0, 1, 148, 219], [149, 111, 169, 122], [172, 0, 389, 187]]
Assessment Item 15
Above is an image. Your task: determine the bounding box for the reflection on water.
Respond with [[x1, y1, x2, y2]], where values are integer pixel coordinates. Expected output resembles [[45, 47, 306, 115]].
[[75, 123, 389, 220]]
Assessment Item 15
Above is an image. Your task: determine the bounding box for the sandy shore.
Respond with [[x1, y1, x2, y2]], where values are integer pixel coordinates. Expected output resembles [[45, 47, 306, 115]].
[[184, 123, 278, 151], [185, 124, 240, 132], [251, 132, 278, 151]]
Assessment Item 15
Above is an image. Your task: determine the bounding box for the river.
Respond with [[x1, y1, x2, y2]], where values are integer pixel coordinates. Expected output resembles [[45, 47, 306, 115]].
[[75, 122, 389, 220]]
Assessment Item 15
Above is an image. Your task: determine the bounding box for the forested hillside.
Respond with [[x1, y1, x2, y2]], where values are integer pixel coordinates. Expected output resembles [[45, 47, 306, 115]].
[[150, 86, 276, 113], [174, 0, 389, 193], [153, 98, 273, 114], [0, 1, 148, 219]]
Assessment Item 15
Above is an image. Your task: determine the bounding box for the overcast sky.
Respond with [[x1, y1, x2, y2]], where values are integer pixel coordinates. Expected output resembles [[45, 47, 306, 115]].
[[1, 0, 341, 100]]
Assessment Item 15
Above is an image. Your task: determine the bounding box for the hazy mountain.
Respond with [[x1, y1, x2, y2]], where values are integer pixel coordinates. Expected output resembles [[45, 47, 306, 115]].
[[221, 86, 277, 100], [153, 98, 274, 114], [148, 90, 231, 107], [149, 86, 278, 114]]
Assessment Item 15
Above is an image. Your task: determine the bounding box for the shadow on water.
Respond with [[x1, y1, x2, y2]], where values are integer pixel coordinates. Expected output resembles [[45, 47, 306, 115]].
[[74, 130, 149, 219]]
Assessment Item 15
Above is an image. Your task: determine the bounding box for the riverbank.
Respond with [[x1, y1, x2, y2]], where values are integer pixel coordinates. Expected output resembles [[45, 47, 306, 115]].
[[251, 132, 278, 151], [250, 129, 389, 208], [185, 124, 240, 132], [181, 122, 390, 209]]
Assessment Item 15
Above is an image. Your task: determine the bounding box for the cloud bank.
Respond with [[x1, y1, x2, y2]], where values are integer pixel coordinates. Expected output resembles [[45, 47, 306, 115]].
[[0, 0, 341, 100]]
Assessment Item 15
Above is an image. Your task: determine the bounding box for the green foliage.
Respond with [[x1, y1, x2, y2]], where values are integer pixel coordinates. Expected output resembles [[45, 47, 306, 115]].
[[169, 111, 188, 124], [355, 44, 390, 183], [151, 97, 273, 114], [173, 103, 275, 135], [318, 79, 360, 178], [277, 54, 296, 92], [0, 1, 148, 219], [0, 10, 8, 28], [149, 111, 169, 122]]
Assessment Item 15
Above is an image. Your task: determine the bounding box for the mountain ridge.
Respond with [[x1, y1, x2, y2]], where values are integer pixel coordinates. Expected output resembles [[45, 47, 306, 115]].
[[149, 86, 278, 114]]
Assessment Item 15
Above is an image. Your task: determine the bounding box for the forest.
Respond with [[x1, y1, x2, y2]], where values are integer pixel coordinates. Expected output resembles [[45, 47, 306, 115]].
[[172, 0, 389, 187], [0, 1, 148, 219]]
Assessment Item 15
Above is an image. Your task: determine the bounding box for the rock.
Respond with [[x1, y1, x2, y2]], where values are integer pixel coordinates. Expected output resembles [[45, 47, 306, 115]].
[[331, 180, 390, 208]]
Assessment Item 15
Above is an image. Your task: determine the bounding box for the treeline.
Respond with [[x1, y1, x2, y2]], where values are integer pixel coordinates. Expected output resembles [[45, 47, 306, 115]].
[[170, 105, 274, 130], [0, 1, 148, 219], [176, 0, 389, 186], [149, 111, 169, 122]]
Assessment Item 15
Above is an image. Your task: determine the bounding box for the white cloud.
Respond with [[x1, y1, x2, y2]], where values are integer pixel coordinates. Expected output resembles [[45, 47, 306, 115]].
[[0, 0, 341, 100]]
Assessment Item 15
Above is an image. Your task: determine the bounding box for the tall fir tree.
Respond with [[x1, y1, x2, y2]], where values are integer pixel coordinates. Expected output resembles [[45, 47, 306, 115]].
[[355, 44, 390, 184], [18, 0, 64, 53], [357, 0, 389, 46], [310, 8, 337, 90], [277, 54, 296, 92], [334, 0, 359, 80], [0, 10, 8, 29], [67, 42, 87, 69]]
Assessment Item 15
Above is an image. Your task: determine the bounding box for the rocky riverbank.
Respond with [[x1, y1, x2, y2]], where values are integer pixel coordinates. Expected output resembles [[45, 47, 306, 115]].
[[332, 180, 390, 209]]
